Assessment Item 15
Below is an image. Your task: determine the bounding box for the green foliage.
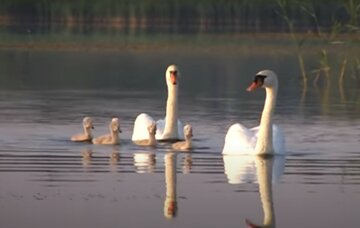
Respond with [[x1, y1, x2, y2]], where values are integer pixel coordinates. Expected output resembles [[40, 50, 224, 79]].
[[0, 0, 356, 21]]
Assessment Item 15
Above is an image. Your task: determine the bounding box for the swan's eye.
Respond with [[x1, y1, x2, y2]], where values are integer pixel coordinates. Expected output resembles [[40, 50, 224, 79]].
[[254, 75, 266, 85], [170, 70, 177, 75], [247, 74, 267, 91]]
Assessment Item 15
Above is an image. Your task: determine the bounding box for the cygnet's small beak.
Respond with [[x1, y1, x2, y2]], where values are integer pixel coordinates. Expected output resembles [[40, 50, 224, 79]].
[[118, 128, 122, 133], [91, 126, 94, 129]]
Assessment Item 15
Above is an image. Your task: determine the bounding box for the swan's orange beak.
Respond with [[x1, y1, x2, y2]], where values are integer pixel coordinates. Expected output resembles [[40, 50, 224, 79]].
[[245, 219, 260, 228], [247, 82, 261, 92], [167, 201, 177, 216], [170, 71, 177, 85]]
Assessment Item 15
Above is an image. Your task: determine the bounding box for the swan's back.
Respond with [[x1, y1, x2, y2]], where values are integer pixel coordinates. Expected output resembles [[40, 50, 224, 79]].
[[156, 119, 184, 141], [222, 123, 257, 155], [132, 113, 185, 141], [253, 124, 285, 155], [222, 124, 285, 155], [272, 125, 285, 155], [132, 113, 155, 141]]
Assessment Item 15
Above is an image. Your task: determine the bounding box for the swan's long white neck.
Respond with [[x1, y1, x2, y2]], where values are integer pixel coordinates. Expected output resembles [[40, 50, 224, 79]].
[[256, 158, 276, 227], [255, 85, 277, 155], [163, 84, 179, 139]]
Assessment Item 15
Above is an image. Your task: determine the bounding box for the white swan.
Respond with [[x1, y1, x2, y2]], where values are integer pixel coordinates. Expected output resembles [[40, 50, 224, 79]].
[[132, 65, 184, 142], [222, 70, 285, 155]]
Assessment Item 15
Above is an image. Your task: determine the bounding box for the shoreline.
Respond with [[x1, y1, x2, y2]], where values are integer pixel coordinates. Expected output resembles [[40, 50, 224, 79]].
[[0, 32, 357, 53]]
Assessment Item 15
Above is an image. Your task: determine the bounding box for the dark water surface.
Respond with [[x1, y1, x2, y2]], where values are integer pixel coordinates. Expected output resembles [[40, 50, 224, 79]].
[[0, 45, 360, 228]]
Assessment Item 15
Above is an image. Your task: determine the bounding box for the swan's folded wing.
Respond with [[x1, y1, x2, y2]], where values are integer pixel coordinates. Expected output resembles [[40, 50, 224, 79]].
[[177, 120, 184, 140], [222, 123, 256, 155], [155, 119, 184, 140], [273, 124, 286, 154], [132, 113, 155, 141], [155, 119, 165, 139], [251, 124, 286, 155]]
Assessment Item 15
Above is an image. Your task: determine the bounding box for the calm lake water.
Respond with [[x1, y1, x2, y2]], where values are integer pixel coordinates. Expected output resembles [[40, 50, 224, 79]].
[[0, 37, 360, 228]]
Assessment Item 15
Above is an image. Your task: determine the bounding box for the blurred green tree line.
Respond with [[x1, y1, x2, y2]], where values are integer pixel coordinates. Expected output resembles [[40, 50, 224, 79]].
[[0, 0, 358, 33]]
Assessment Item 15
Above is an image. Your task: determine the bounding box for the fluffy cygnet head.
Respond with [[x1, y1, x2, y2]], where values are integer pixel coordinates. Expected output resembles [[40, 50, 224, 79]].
[[110, 118, 122, 133], [83, 117, 94, 129], [148, 122, 157, 135], [184, 124, 193, 139]]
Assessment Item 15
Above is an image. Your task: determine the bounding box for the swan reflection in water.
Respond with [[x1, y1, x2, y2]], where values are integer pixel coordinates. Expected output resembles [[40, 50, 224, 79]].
[[164, 152, 178, 219], [163, 152, 193, 219], [133, 150, 156, 173], [223, 155, 285, 228], [109, 147, 120, 170], [182, 153, 192, 174], [81, 148, 93, 167]]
